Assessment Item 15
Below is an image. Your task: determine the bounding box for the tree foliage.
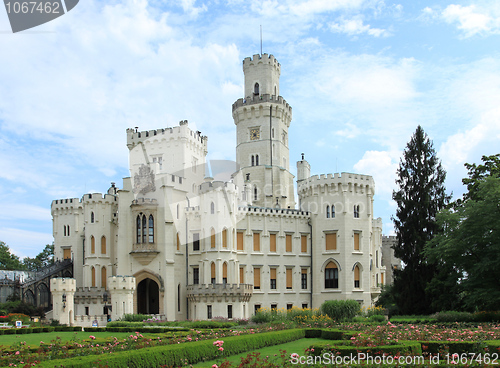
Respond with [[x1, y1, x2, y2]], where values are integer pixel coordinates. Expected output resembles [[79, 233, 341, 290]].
[[425, 155, 500, 311], [391, 126, 451, 315], [0, 241, 25, 270], [23, 243, 54, 271]]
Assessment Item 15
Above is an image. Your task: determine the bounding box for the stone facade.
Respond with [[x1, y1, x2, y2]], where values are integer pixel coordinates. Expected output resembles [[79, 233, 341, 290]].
[[51, 53, 390, 323]]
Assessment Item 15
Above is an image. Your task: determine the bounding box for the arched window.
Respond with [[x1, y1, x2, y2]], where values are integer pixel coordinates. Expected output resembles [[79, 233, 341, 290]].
[[254, 186, 258, 201], [254, 83, 259, 95], [63, 225, 66, 237], [354, 265, 360, 288], [255, 155, 259, 166], [142, 215, 147, 243], [325, 261, 338, 289], [177, 232, 180, 251], [91, 212, 94, 223], [67, 225, 70, 236], [331, 205, 335, 218], [210, 228, 216, 248], [251, 155, 255, 166], [91, 266, 96, 287], [148, 215, 154, 243], [101, 266, 107, 289], [326, 205, 330, 218], [211, 202, 215, 214], [177, 204, 179, 219], [90, 236, 95, 254], [354, 205, 360, 218], [211, 262, 216, 284], [101, 236, 106, 255], [222, 228, 228, 248], [223, 262, 228, 284], [136, 215, 141, 243]]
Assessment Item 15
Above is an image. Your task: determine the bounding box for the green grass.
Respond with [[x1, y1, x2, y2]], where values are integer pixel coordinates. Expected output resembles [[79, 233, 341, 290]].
[[192, 338, 324, 367], [0, 331, 162, 349]]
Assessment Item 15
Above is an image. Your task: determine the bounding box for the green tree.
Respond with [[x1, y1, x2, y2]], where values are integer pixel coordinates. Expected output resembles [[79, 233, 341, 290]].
[[0, 241, 25, 270], [23, 243, 54, 271], [425, 155, 500, 311], [391, 126, 451, 315]]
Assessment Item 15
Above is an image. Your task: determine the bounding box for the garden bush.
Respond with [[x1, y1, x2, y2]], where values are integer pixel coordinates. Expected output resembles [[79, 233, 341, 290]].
[[435, 311, 474, 323], [420, 340, 483, 355], [320, 300, 361, 321], [308, 340, 422, 357], [368, 314, 386, 322], [120, 313, 151, 322]]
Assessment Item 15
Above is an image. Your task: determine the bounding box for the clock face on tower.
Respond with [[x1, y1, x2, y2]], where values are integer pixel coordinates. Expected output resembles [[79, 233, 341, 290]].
[[250, 128, 260, 140]]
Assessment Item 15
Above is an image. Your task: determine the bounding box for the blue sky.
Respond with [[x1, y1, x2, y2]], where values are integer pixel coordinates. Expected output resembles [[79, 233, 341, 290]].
[[1, 0, 499, 258]]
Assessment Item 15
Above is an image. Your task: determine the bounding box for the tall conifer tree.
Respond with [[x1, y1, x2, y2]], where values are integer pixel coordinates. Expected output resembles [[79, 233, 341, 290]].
[[391, 126, 450, 315]]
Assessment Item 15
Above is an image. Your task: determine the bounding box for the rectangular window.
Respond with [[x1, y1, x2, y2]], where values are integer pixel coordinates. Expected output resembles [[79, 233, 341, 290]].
[[207, 305, 212, 319], [287, 303, 293, 310], [354, 233, 360, 251], [63, 248, 71, 260], [302, 303, 308, 309], [193, 267, 200, 285], [85, 307, 89, 316], [286, 234, 292, 252], [253, 232, 260, 252], [237, 232, 244, 251], [301, 269, 307, 289], [301, 235, 307, 253], [326, 233, 337, 251], [253, 267, 260, 289], [325, 268, 339, 289], [271, 303, 277, 310], [193, 233, 200, 251], [286, 268, 292, 289], [381, 273, 384, 285], [270, 233, 277, 252], [240, 266, 244, 283], [254, 304, 261, 314], [270, 268, 277, 290], [227, 305, 232, 319]]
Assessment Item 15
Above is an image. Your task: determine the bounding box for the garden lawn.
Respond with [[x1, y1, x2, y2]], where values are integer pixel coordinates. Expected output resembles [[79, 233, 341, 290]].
[[192, 337, 324, 367], [0, 331, 161, 349]]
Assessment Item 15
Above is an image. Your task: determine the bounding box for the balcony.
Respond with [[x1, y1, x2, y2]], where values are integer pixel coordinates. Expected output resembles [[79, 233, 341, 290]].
[[187, 283, 253, 303], [130, 243, 159, 265]]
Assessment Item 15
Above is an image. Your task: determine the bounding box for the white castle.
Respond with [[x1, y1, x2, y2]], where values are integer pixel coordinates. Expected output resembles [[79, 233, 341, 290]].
[[51, 54, 387, 325]]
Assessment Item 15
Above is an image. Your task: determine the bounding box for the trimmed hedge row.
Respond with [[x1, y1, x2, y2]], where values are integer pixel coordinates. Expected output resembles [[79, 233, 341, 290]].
[[103, 326, 191, 333], [36, 328, 305, 368], [0, 326, 79, 335], [308, 340, 423, 357], [420, 340, 484, 354], [303, 328, 357, 340]]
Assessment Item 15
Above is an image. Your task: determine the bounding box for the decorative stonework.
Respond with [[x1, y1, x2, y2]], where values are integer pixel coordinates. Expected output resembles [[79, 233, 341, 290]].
[[133, 164, 156, 195]]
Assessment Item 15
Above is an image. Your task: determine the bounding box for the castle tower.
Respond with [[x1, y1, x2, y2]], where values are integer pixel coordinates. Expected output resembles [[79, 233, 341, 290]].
[[232, 54, 295, 209], [50, 278, 76, 326], [108, 276, 135, 321]]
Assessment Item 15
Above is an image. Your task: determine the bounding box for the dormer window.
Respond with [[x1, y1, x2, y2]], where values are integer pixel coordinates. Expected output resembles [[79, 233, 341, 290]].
[[254, 83, 259, 95]]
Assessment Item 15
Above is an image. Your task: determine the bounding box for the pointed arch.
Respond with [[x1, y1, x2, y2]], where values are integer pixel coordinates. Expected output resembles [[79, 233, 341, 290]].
[[223, 262, 228, 284], [101, 235, 106, 254], [90, 236, 95, 254], [142, 215, 147, 243], [353, 263, 361, 288], [148, 215, 154, 243], [91, 266, 96, 287], [64, 225, 67, 237], [331, 205, 335, 218], [254, 82, 259, 95], [211, 262, 216, 284], [255, 155, 259, 166], [222, 228, 228, 248], [210, 228, 216, 248], [324, 259, 340, 289], [210, 201, 215, 214], [326, 205, 330, 218], [101, 266, 107, 289], [253, 186, 258, 201], [136, 215, 141, 243], [91, 212, 95, 223]]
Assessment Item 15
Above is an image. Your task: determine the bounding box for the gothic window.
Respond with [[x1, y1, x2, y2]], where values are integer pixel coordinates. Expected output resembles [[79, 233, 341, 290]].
[[101, 236, 106, 254], [254, 83, 259, 95], [326, 205, 330, 218], [101, 266, 107, 289], [91, 266, 96, 287], [90, 236, 95, 254], [325, 261, 339, 289], [251, 155, 255, 166], [210, 228, 216, 248], [331, 205, 335, 218], [223, 262, 228, 284], [64, 225, 66, 237], [91, 212, 94, 223], [211, 202, 215, 214], [211, 262, 216, 284], [354, 265, 360, 288], [255, 155, 259, 166], [253, 186, 258, 201], [222, 228, 228, 248], [67, 225, 70, 236], [142, 215, 147, 243], [136, 215, 141, 243], [354, 205, 360, 218], [193, 267, 199, 284], [148, 215, 154, 243]]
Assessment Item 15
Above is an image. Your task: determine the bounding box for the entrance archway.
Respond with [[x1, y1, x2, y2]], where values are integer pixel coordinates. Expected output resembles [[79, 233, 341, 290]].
[[137, 278, 159, 314]]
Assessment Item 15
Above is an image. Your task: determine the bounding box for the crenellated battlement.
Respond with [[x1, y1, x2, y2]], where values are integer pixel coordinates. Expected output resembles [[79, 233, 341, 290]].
[[81, 193, 118, 205], [297, 172, 375, 197], [238, 206, 310, 219], [232, 94, 292, 114], [108, 276, 136, 291], [51, 198, 82, 212], [126, 121, 208, 151], [199, 180, 237, 194], [243, 53, 280, 74]]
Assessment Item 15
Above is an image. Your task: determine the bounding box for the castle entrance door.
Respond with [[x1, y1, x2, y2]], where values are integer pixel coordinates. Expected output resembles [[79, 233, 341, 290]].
[[137, 278, 159, 314]]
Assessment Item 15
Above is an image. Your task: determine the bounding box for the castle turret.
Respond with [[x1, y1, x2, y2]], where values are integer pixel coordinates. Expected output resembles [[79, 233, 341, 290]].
[[50, 278, 76, 326], [233, 54, 294, 209], [297, 153, 311, 183]]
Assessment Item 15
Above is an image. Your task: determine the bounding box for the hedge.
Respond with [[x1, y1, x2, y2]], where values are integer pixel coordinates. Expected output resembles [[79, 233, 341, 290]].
[[36, 328, 305, 367], [102, 326, 190, 333], [308, 340, 422, 357], [420, 340, 484, 355]]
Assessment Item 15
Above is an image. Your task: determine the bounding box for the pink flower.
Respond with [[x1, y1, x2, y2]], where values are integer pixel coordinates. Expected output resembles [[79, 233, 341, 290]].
[[89, 335, 96, 340], [212, 365, 218, 368], [218, 347, 223, 351], [15, 351, 19, 355]]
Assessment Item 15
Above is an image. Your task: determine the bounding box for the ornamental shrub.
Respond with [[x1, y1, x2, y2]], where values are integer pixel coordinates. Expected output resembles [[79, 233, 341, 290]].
[[320, 300, 361, 321]]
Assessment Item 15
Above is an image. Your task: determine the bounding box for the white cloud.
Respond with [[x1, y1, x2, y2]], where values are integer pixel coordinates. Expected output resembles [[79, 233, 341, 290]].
[[329, 17, 389, 37], [353, 150, 399, 197], [181, 0, 207, 17], [441, 4, 500, 37], [0, 204, 51, 222], [0, 228, 53, 259], [334, 122, 361, 139]]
